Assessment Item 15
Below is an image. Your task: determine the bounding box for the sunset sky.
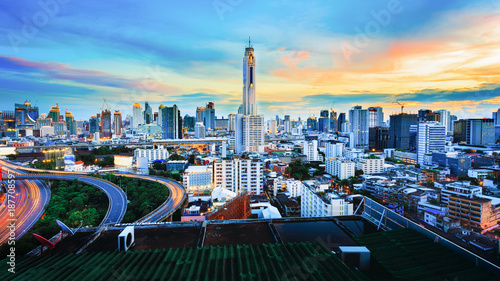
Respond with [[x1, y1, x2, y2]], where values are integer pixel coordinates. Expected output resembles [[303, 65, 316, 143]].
[[1, 0, 500, 121]]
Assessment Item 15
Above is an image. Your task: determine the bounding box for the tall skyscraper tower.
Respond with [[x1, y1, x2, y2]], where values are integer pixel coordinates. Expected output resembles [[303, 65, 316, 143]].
[[235, 38, 264, 153], [100, 109, 112, 139], [65, 109, 76, 135], [243, 37, 257, 116]]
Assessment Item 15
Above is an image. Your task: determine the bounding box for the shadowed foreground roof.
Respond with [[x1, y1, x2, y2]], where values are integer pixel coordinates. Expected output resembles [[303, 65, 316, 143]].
[[1, 242, 369, 281], [354, 228, 496, 281]]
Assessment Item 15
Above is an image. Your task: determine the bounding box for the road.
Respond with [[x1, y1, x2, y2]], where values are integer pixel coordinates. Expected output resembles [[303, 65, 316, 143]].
[[0, 159, 186, 224], [128, 175, 186, 223], [0, 168, 51, 245], [10, 174, 127, 227]]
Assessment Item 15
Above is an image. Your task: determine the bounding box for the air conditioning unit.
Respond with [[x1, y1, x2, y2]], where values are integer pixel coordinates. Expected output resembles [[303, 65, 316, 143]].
[[118, 226, 135, 252]]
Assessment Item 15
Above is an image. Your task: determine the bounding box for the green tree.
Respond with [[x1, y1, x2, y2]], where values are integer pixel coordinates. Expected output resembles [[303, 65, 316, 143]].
[[355, 169, 364, 177], [169, 153, 185, 160]]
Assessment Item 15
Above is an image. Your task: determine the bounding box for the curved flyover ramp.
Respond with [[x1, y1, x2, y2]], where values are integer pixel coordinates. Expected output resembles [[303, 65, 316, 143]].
[[12, 174, 127, 227], [0, 160, 186, 223]]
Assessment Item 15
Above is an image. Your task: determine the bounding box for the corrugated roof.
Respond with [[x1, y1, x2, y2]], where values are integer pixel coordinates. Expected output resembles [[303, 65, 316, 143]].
[[354, 228, 495, 281], [1, 242, 368, 281]]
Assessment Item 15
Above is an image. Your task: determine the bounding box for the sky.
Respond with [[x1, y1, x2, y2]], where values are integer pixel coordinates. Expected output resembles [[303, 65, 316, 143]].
[[1, 0, 500, 121]]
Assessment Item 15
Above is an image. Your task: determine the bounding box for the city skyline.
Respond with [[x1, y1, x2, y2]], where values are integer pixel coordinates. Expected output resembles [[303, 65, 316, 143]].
[[1, 1, 500, 120]]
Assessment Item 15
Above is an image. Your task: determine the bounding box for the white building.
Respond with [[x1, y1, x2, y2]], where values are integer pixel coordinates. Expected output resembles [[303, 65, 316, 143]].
[[417, 122, 446, 165], [212, 157, 263, 194], [304, 140, 319, 162], [132, 103, 144, 130], [301, 182, 353, 217], [183, 166, 212, 192], [325, 142, 344, 158], [325, 158, 355, 179], [436, 109, 451, 134], [134, 146, 169, 163], [357, 157, 384, 175], [195, 122, 205, 139], [272, 178, 302, 197], [468, 169, 493, 180]]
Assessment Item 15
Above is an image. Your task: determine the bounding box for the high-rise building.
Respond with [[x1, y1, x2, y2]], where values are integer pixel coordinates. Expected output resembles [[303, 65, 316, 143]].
[[89, 115, 98, 134], [228, 113, 236, 132], [349, 106, 369, 150], [144, 101, 153, 124], [329, 110, 338, 132], [195, 122, 205, 139], [436, 109, 451, 134], [183, 114, 195, 132], [100, 109, 112, 139], [15, 100, 37, 129], [337, 113, 346, 132], [369, 127, 390, 151], [158, 105, 165, 126], [318, 110, 329, 133], [235, 38, 265, 153], [388, 113, 418, 149], [242, 38, 256, 116], [213, 157, 263, 194], [368, 107, 384, 128], [132, 103, 143, 130], [48, 104, 60, 123], [453, 119, 495, 145], [418, 109, 441, 123], [306, 117, 317, 131], [161, 105, 181, 139], [113, 110, 122, 135], [417, 122, 446, 165], [65, 109, 77, 135], [206, 102, 215, 130]]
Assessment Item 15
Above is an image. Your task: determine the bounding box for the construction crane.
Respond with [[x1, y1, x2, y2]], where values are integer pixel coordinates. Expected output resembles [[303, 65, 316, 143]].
[[393, 100, 405, 114], [101, 97, 111, 112]]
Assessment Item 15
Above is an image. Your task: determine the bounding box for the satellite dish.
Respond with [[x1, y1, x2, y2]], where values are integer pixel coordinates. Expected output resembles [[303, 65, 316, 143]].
[[56, 220, 75, 235], [33, 234, 56, 249]]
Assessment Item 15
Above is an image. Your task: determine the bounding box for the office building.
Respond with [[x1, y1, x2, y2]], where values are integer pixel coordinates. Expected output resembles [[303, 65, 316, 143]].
[[132, 103, 143, 130], [15, 100, 38, 129], [113, 110, 122, 135], [161, 105, 181, 139], [453, 119, 495, 145], [349, 106, 369, 150], [100, 109, 112, 139], [158, 105, 164, 127], [368, 127, 390, 151], [228, 113, 236, 132], [448, 195, 500, 230], [48, 104, 60, 123], [357, 157, 384, 175], [194, 122, 205, 139], [65, 109, 77, 135], [304, 140, 319, 162], [183, 115, 195, 132], [417, 122, 445, 165], [144, 101, 153, 124], [418, 109, 441, 122], [329, 110, 338, 132], [436, 109, 451, 134], [440, 181, 482, 205], [388, 113, 418, 150], [337, 113, 346, 133], [89, 115, 98, 134]]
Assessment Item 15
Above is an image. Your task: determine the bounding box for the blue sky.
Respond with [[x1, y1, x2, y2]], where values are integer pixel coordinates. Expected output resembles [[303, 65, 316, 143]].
[[1, 0, 500, 121]]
